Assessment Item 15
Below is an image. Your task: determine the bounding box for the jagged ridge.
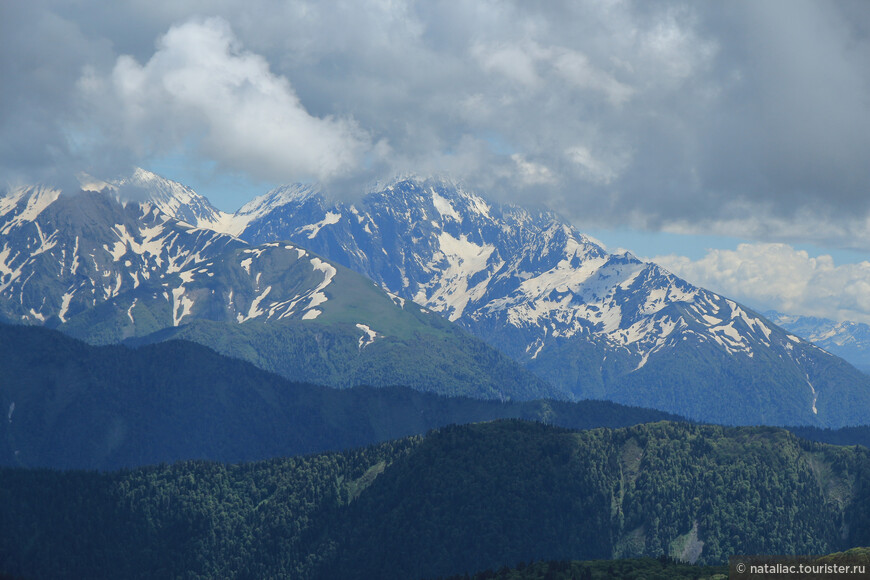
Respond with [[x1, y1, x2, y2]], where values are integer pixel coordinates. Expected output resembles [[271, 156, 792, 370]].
[[0, 182, 556, 400], [227, 176, 870, 427]]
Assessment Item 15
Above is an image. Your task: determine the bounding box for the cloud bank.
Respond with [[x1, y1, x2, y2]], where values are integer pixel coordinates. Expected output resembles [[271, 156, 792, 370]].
[[655, 244, 870, 324], [3, 0, 870, 250]]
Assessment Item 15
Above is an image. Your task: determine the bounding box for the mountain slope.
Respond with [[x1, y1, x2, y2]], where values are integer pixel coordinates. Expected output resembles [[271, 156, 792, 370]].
[[225, 177, 870, 427], [4, 321, 869, 470], [326, 421, 864, 578], [1, 187, 240, 327], [0, 185, 555, 400], [1, 420, 869, 579], [0, 322, 675, 470]]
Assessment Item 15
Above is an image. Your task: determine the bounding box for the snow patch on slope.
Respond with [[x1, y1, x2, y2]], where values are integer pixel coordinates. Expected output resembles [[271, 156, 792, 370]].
[[301, 257, 337, 314], [356, 324, 379, 349], [301, 211, 341, 239], [807, 374, 819, 415], [0, 186, 62, 235], [431, 191, 461, 221], [417, 232, 496, 321], [237, 286, 272, 323]]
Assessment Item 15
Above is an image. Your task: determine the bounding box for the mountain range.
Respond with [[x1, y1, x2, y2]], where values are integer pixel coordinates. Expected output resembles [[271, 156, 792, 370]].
[[3, 169, 870, 426], [153, 170, 870, 427], [3, 168, 870, 579], [766, 310, 870, 374], [0, 179, 551, 400]]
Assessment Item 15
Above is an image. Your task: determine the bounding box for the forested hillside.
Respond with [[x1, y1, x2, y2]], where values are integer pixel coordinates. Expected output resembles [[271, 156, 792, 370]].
[[1, 421, 869, 579], [436, 557, 729, 580]]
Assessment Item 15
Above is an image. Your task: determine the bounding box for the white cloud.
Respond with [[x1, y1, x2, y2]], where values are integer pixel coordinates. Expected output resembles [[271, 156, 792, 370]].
[[511, 154, 556, 185], [654, 243, 870, 324], [470, 40, 634, 105], [658, 204, 870, 253], [638, 6, 717, 84], [8, 0, 870, 249], [471, 42, 542, 88], [78, 17, 372, 183], [565, 146, 619, 185], [552, 49, 634, 106]]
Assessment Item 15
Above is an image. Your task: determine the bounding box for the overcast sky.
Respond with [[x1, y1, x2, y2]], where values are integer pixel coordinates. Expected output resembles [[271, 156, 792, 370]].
[[3, 0, 870, 321]]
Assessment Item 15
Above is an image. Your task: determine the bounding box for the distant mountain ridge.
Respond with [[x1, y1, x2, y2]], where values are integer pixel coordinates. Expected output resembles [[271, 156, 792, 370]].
[[79, 168, 242, 233], [766, 310, 870, 373], [4, 321, 869, 471], [0, 321, 676, 470]]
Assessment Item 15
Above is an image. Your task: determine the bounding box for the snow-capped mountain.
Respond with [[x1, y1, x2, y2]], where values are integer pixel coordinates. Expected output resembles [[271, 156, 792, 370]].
[[0, 180, 350, 330], [766, 311, 870, 373], [77, 168, 244, 234], [0, 182, 552, 400], [112, 168, 237, 232], [0, 186, 240, 326], [227, 177, 870, 427], [7, 171, 870, 426]]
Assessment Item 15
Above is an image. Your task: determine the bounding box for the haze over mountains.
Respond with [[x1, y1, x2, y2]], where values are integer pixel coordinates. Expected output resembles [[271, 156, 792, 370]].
[[3, 169, 870, 427], [0, 321, 684, 470]]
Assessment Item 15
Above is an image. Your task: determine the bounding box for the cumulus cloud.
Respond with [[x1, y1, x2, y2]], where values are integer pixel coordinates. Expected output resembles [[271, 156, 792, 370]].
[[77, 17, 372, 183], [655, 244, 870, 324], [470, 40, 634, 105], [565, 146, 623, 186], [551, 49, 635, 106]]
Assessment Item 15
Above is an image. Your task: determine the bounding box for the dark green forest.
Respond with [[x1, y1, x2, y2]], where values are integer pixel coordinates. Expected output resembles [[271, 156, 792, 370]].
[[2, 420, 869, 579], [436, 556, 728, 580], [435, 548, 870, 580]]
